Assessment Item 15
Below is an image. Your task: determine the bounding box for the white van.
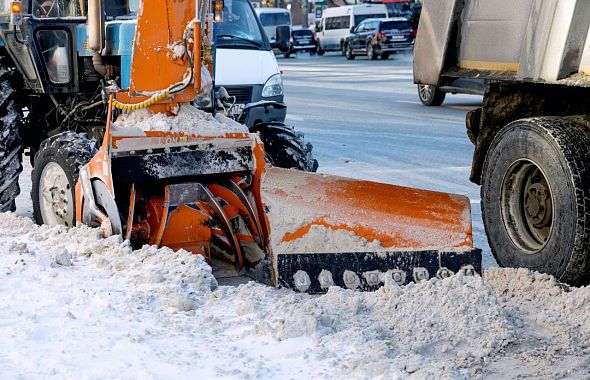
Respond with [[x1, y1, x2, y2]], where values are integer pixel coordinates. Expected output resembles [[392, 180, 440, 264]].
[[215, 0, 287, 126], [254, 7, 292, 43], [316, 4, 388, 54]]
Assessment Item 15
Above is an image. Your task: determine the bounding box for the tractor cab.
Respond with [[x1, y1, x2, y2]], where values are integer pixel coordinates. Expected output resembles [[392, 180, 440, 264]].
[[0, 0, 135, 94]]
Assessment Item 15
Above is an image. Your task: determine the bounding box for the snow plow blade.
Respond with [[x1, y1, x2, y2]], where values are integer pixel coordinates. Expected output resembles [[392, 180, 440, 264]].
[[262, 168, 482, 293]]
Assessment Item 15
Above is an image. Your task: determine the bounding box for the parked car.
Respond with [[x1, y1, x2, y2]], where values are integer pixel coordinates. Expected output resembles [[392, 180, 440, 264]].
[[417, 78, 485, 106], [284, 29, 317, 58], [344, 17, 414, 60], [316, 4, 388, 55]]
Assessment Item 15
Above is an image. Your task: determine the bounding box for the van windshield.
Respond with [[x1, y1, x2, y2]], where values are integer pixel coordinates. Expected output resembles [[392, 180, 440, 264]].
[[259, 12, 290, 27], [217, 0, 266, 49], [354, 13, 387, 25]]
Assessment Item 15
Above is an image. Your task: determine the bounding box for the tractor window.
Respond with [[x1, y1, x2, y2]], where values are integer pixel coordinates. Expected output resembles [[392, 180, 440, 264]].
[[37, 29, 71, 84], [33, 0, 84, 18]]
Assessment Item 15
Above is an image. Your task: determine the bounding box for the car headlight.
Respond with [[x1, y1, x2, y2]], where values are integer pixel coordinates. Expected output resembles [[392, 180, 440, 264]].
[[262, 73, 283, 97]]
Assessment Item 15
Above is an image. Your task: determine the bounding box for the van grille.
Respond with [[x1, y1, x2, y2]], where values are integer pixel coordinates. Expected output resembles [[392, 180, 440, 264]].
[[224, 86, 253, 103]]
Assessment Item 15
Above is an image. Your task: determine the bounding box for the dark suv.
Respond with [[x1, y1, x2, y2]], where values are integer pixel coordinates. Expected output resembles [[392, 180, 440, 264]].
[[283, 29, 317, 58], [344, 18, 414, 60]]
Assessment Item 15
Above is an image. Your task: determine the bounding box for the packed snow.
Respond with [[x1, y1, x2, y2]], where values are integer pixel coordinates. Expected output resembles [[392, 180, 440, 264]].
[[1, 210, 589, 378], [112, 104, 247, 135]]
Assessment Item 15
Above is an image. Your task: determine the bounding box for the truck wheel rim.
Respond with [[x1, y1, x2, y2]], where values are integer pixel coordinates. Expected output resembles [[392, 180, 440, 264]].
[[501, 159, 554, 253], [419, 85, 432, 101], [39, 162, 74, 227]]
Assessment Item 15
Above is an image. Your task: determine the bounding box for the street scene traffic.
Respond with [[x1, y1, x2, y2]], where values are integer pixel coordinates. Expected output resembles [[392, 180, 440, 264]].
[[1, 0, 590, 378]]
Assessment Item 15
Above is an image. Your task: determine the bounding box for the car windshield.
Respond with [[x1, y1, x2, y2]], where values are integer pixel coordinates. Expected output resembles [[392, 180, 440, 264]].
[[292, 29, 313, 37], [380, 21, 412, 31], [259, 12, 290, 27], [354, 14, 386, 25], [217, 0, 265, 48]]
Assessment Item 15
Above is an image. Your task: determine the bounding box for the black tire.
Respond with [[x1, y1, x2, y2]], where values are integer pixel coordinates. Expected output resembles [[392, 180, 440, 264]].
[[345, 43, 355, 60], [284, 50, 291, 58], [32, 132, 97, 227], [341, 42, 346, 56], [316, 44, 325, 56], [251, 122, 318, 172], [417, 84, 446, 106], [482, 117, 590, 285], [380, 52, 390, 60], [0, 67, 23, 213], [367, 43, 377, 60]]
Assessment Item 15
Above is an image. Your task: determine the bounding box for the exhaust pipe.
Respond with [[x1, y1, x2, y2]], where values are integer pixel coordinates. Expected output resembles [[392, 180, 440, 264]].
[[87, 0, 107, 77]]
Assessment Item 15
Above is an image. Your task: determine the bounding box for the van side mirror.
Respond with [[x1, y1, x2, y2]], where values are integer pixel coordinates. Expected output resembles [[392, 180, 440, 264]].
[[272, 25, 290, 52]]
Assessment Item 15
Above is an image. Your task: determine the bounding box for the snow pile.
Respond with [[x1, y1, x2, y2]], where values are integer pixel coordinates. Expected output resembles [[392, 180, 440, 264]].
[[482, 268, 590, 377], [216, 275, 513, 378], [2, 210, 590, 377], [112, 104, 247, 135]]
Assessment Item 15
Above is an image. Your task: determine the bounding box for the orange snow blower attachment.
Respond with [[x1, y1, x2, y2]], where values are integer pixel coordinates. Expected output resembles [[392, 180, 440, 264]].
[[262, 168, 480, 292], [74, 0, 481, 294]]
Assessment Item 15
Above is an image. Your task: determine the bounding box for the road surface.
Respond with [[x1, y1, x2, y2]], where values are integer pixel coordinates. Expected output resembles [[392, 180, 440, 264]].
[[278, 52, 494, 267]]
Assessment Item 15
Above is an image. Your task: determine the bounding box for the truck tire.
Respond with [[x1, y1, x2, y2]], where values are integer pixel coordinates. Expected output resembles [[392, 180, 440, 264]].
[[481, 117, 590, 285], [417, 84, 446, 106], [252, 122, 318, 172], [0, 67, 23, 213], [32, 132, 97, 227]]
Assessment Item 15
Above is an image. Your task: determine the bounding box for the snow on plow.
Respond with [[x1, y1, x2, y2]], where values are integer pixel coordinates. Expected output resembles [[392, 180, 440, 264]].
[[263, 168, 482, 293], [73, 105, 481, 294]]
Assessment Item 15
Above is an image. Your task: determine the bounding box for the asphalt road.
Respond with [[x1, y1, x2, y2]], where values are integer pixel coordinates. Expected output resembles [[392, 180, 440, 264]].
[[277, 52, 495, 267]]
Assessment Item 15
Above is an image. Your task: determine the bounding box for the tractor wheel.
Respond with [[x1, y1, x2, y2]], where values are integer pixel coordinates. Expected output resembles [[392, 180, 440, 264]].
[[32, 132, 97, 227], [345, 43, 355, 60], [417, 84, 446, 106], [482, 117, 590, 285], [252, 122, 319, 172], [0, 67, 23, 213]]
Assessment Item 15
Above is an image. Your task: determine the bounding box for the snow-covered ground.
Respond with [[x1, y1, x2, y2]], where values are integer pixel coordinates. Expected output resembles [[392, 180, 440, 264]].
[[3, 55, 590, 378]]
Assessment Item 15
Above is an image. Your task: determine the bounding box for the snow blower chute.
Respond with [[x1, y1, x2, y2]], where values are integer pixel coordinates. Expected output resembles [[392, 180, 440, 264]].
[[59, 0, 481, 293]]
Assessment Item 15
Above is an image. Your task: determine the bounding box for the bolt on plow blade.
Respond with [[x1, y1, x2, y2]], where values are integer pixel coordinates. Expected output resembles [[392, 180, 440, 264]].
[[262, 168, 482, 293]]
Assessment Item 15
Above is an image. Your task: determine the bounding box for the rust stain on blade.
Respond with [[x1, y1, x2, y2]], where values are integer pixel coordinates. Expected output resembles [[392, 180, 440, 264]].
[[263, 168, 474, 251]]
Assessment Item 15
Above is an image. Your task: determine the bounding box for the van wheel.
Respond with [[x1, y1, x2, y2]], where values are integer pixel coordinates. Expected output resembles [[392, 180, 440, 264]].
[[482, 117, 590, 286], [345, 44, 355, 60], [341, 43, 346, 56], [367, 44, 377, 60], [317, 44, 325, 56], [284, 50, 291, 58]]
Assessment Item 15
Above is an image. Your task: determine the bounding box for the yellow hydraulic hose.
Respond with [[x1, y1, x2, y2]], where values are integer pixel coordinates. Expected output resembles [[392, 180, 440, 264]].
[[111, 91, 171, 111]]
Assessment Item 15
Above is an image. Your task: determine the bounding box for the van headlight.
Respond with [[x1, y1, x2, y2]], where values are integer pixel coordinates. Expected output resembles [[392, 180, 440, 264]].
[[262, 73, 283, 97]]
